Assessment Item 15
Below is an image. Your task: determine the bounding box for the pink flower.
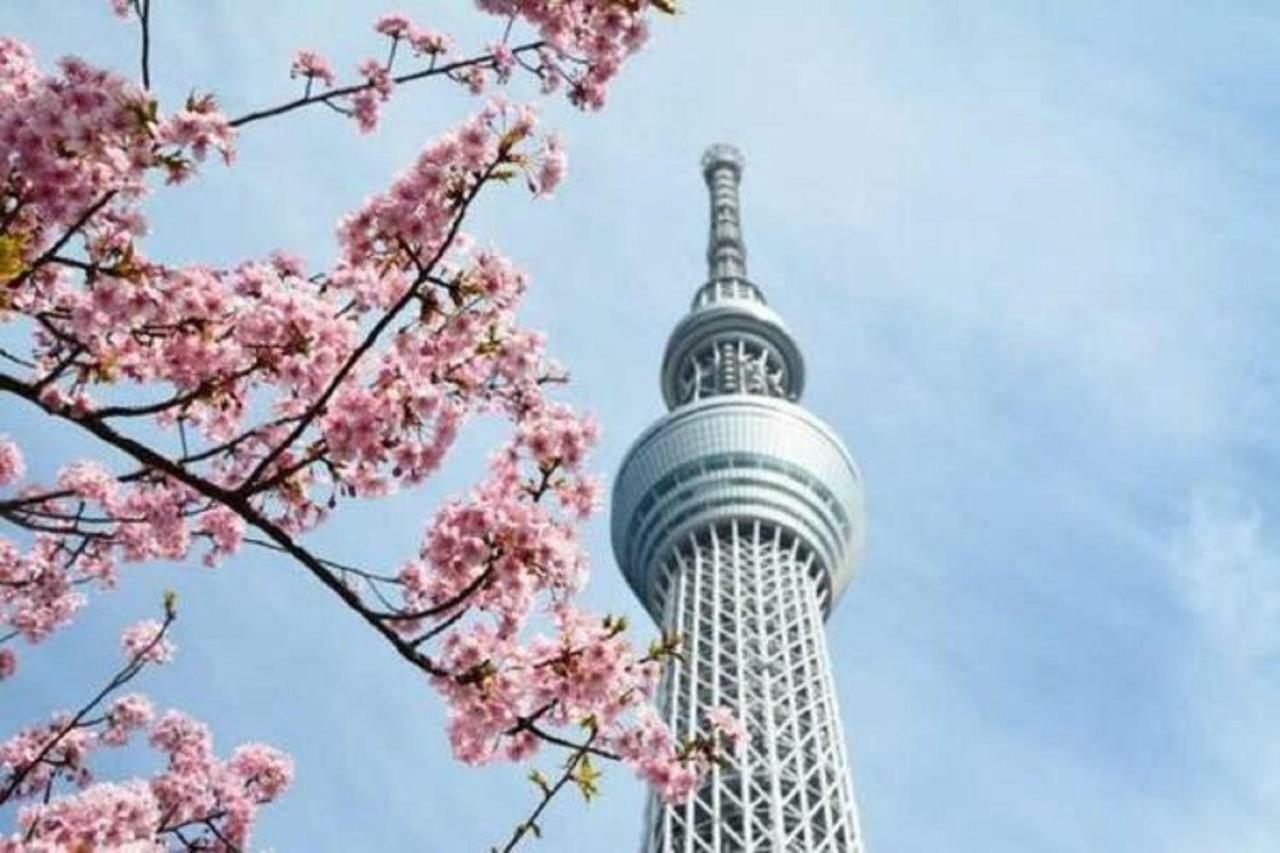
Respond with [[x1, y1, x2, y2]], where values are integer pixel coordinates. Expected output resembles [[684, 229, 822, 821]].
[[227, 743, 294, 801], [555, 475, 601, 520], [196, 505, 245, 566], [705, 706, 746, 752], [107, 0, 131, 18], [101, 694, 154, 746], [350, 59, 395, 133], [490, 42, 515, 83], [461, 65, 487, 95], [0, 436, 23, 486], [409, 27, 450, 56], [535, 133, 567, 196], [290, 49, 336, 88], [374, 12, 413, 39], [0, 648, 15, 680], [56, 460, 117, 502], [120, 620, 174, 664], [15, 780, 161, 848], [155, 95, 236, 167]]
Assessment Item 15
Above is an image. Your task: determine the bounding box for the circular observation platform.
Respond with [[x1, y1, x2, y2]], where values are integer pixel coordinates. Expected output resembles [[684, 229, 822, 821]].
[[660, 299, 806, 408], [611, 395, 866, 622]]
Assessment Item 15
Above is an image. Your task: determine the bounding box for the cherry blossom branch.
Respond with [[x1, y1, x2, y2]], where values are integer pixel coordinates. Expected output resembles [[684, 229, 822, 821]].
[[235, 158, 501, 492], [0, 603, 174, 806], [0, 370, 448, 679], [228, 42, 543, 129]]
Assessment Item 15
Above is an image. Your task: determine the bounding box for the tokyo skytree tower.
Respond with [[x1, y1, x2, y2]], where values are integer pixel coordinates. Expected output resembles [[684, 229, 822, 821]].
[[611, 145, 868, 852]]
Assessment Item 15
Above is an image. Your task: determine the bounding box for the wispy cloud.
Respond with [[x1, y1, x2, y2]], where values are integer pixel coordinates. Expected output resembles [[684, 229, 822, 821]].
[[1165, 487, 1280, 852]]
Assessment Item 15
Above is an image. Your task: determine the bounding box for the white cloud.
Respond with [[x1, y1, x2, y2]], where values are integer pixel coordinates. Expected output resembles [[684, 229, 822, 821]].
[[1172, 490, 1280, 661], [1166, 488, 1280, 852]]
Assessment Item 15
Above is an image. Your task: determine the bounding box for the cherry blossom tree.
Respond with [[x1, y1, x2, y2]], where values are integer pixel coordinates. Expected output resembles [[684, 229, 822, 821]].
[[0, 1, 740, 849]]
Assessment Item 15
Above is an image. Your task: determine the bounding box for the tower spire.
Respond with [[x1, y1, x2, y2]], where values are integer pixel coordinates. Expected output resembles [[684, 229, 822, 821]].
[[702, 143, 748, 281]]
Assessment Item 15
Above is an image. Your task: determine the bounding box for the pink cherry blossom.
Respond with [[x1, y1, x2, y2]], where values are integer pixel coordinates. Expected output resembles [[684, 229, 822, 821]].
[[534, 132, 567, 196], [705, 706, 746, 752], [120, 620, 174, 664], [409, 27, 451, 56], [291, 49, 336, 88], [351, 59, 394, 133], [462, 65, 488, 95], [0, 437, 22, 486], [491, 42, 516, 83], [13, 780, 160, 849], [375, 13, 414, 39], [101, 694, 154, 746]]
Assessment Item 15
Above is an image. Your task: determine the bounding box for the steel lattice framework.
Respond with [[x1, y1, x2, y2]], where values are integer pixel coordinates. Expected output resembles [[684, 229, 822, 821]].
[[612, 145, 869, 852]]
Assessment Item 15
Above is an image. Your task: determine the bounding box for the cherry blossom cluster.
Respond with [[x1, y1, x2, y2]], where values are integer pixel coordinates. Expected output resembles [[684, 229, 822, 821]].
[[0, 94, 571, 672], [277, 1, 664, 135], [4, 714, 293, 851], [394, 403, 727, 799], [472, 0, 657, 108], [0, 37, 233, 281], [613, 705, 747, 803], [1, 618, 291, 851]]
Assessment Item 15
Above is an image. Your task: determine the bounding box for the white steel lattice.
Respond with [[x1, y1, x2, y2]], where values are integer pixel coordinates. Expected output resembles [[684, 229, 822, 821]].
[[642, 520, 863, 853]]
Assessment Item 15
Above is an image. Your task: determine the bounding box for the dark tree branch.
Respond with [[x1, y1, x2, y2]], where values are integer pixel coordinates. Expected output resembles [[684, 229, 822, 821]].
[[229, 42, 544, 128], [138, 0, 152, 89]]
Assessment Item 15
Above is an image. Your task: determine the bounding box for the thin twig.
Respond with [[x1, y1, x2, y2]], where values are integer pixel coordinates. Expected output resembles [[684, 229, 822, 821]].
[[496, 729, 598, 853], [229, 42, 543, 128], [0, 609, 175, 806], [242, 536, 400, 584]]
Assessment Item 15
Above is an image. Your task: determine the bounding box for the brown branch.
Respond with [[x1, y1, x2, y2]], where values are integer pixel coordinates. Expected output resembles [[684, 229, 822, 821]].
[[138, 0, 152, 90], [228, 42, 544, 128], [378, 564, 494, 622], [508, 717, 618, 762]]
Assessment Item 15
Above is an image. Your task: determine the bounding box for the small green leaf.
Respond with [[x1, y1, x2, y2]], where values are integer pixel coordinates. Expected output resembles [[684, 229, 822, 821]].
[[572, 755, 602, 802], [528, 768, 551, 795]]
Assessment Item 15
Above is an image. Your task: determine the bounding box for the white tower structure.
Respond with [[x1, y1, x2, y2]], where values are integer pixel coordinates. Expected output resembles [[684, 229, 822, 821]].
[[611, 145, 868, 852]]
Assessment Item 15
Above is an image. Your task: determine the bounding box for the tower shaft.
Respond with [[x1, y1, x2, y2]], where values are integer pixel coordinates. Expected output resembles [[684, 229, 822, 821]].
[[644, 520, 862, 852]]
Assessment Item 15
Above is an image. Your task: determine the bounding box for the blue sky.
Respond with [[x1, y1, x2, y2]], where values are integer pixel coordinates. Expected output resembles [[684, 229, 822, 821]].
[[3, 2, 1279, 851]]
